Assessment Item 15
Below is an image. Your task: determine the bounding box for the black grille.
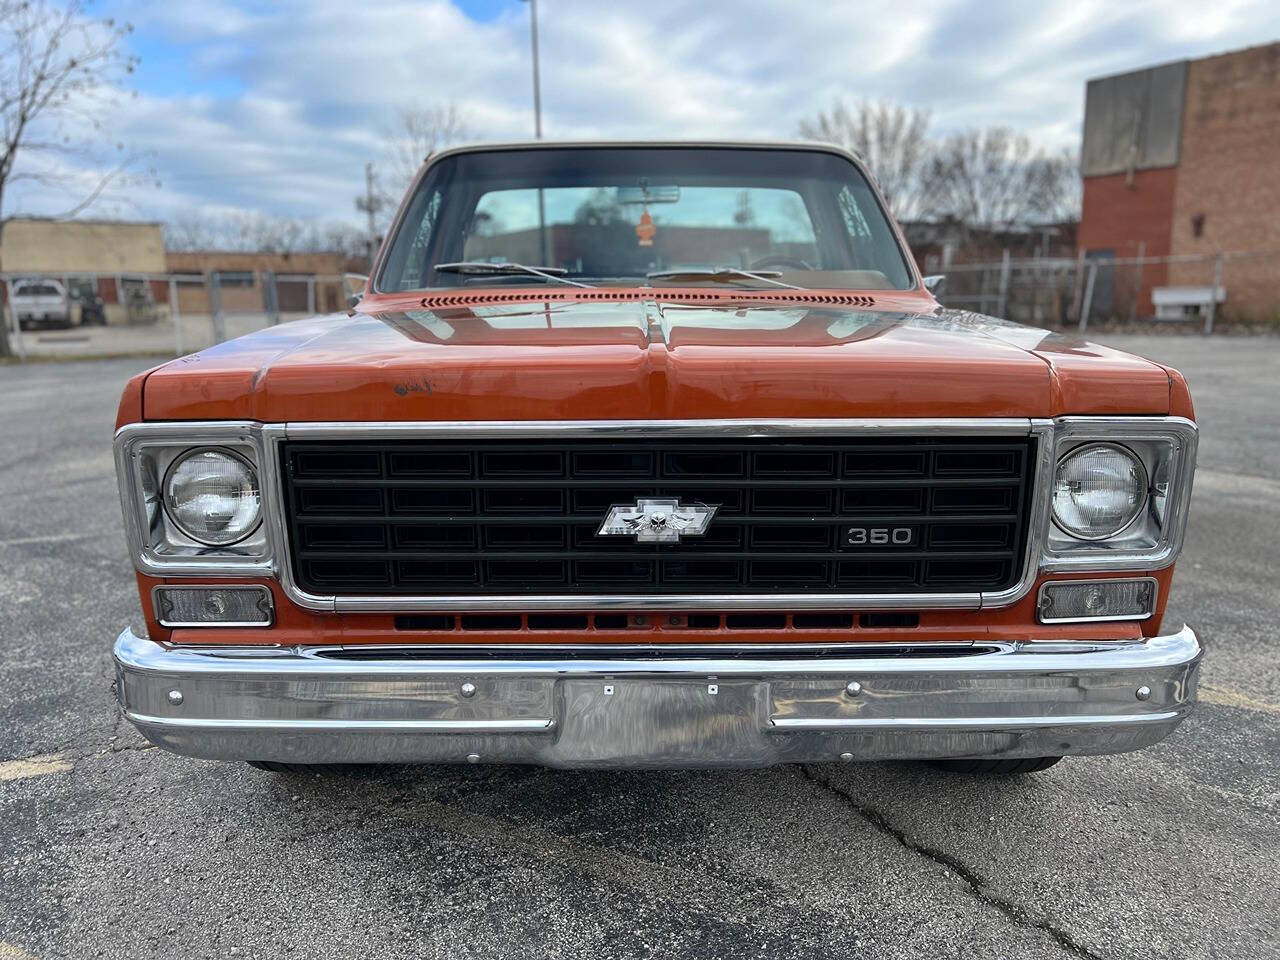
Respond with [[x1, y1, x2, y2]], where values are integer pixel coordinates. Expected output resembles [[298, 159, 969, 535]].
[[281, 437, 1036, 596]]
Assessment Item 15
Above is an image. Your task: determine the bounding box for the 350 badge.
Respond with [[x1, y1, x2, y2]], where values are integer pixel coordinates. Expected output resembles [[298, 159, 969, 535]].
[[845, 526, 917, 547]]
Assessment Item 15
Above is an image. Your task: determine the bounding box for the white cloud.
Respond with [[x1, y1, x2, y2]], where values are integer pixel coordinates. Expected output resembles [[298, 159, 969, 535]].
[[7, 0, 1279, 226]]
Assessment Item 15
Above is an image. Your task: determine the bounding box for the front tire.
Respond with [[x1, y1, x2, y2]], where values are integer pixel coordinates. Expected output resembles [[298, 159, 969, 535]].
[[927, 756, 1063, 776]]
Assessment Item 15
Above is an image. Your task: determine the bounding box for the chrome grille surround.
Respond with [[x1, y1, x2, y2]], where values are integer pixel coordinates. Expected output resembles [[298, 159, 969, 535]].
[[279, 434, 1040, 598], [257, 419, 1058, 612]]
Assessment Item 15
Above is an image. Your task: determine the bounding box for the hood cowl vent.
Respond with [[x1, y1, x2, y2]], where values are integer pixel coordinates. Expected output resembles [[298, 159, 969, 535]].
[[420, 289, 877, 310]]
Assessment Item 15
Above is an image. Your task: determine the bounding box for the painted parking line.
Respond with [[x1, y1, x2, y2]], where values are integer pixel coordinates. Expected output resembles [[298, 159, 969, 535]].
[[0, 532, 95, 548], [0, 942, 39, 960], [1200, 685, 1280, 716], [0, 753, 72, 782]]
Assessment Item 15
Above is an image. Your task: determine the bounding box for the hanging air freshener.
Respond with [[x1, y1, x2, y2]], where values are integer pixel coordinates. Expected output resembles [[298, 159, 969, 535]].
[[635, 206, 656, 247]]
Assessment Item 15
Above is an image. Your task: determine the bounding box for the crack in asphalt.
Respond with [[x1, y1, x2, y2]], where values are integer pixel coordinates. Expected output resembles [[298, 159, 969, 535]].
[[799, 765, 1105, 960], [1, 743, 157, 764], [2, 727, 156, 773]]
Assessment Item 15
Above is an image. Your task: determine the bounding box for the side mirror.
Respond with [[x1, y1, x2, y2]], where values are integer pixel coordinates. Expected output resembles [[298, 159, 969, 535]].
[[343, 273, 369, 309], [922, 274, 945, 294]]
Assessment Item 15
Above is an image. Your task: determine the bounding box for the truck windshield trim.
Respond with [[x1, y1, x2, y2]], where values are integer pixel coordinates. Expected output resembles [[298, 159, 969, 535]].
[[375, 145, 917, 295]]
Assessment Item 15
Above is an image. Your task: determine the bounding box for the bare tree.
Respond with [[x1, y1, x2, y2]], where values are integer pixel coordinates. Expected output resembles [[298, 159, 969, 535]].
[[1036, 147, 1082, 223], [233, 211, 307, 255], [385, 104, 469, 197], [0, 0, 140, 354], [353, 105, 469, 263], [921, 128, 1077, 234], [162, 211, 223, 253], [164, 211, 367, 259], [798, 100, 932, 220], [315, 222, 367, 261]]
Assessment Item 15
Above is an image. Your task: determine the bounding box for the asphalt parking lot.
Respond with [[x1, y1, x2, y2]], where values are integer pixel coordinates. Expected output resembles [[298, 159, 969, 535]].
[[1, 335, 1277, 960]]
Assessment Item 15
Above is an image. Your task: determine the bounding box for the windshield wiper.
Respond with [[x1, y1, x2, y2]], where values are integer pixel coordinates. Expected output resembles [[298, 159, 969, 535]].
[[434, 261, 595, 288], [645, 267, 803, 290]]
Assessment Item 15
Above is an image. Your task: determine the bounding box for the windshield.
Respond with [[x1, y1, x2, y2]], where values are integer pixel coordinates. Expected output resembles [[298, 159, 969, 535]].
[[377, 146, 915, 293]]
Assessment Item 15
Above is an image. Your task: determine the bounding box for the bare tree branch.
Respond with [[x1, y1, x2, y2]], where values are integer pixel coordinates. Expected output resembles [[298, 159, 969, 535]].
[[921, 128, 1079, 233], [798, 99, 1081, 239], [384, 104, 469, 197], [0, 1, 139, 206], [798, 99, 932, 220], [366, 104, 469, 228], [50, 153, 137, 218], [164, 211, 367, 259]]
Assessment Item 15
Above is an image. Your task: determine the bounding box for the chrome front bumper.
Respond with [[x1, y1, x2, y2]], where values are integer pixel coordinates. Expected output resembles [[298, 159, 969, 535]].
[[113, 625, 1201, 768]]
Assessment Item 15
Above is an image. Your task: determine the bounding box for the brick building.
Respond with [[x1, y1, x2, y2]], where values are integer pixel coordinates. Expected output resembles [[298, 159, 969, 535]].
[[1078, 42, 1280, 321]]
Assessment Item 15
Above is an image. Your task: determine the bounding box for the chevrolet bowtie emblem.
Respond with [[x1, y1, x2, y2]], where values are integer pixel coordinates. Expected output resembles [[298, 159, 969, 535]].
[[597, 497, 718, 543]]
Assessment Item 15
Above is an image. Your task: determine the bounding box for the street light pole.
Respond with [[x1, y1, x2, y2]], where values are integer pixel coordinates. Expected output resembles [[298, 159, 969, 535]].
[[523, 0, 548, 263], [528, 0, 542, 139]]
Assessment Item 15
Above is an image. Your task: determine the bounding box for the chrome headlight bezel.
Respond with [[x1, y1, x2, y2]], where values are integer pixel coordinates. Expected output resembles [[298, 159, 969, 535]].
[[1040, 417, 1197, 573], [114, 422, 275, 576]]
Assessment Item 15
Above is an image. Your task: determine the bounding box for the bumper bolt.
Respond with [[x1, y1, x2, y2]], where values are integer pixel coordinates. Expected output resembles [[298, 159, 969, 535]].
[[845, 681, 862, 697], [840, 752, 854, 762], [460, 682, 477, 698], [1136, 685, 1152, 701], [167, 690, 183, 705], [466, 753, 481, 764]]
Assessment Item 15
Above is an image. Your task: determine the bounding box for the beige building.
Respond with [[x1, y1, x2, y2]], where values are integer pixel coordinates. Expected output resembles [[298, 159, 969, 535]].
[[1, 218, 166, 273], [2, 220, 363, 324], [1, 218, 169, 324]]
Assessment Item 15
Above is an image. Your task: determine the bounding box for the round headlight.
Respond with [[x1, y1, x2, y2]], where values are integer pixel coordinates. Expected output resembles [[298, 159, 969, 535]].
[[164, 448, 261, 546], [1052, 443, 1148, 540]]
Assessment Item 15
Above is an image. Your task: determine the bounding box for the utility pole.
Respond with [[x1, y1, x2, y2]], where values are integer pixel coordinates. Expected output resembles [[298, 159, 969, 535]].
[[355, 162, 383, 269]]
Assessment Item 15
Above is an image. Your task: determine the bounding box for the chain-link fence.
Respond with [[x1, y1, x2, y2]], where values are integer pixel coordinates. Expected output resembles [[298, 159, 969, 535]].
[[1, 269, 365, 359], [924, 248, 1280, 333], [5, 250, 1278, 358]]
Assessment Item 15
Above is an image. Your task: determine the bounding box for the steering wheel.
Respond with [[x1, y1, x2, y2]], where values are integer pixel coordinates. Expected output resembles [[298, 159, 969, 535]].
[[749, 254, 814, 271]]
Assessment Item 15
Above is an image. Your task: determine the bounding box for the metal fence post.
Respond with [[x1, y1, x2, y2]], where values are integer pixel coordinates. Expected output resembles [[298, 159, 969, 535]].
[[264, 270, 280, 326], [1205, 253, 1224, 335], [1130, 241, 1145, 323], [995, 248, 1011, 318], [1069, 247, 1087, 321], [5, 276, 26, 360], [209, 271, 226, 344], [1078, 262, 1098, 332], [307, 276, 316, 315], [4, 276, 26, 360], [169, 278, 183, 356]]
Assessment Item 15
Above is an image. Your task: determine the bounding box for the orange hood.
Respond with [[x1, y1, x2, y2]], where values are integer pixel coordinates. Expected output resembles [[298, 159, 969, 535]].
[[138, 296, 1176, 422]]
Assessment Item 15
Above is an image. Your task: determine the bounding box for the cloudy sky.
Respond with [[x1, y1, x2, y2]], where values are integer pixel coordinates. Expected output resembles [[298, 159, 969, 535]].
[[8, 0, 1279, 228]]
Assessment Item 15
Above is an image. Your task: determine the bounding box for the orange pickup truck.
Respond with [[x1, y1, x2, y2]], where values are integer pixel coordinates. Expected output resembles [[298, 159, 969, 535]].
[[112, 141, 1200, 774]]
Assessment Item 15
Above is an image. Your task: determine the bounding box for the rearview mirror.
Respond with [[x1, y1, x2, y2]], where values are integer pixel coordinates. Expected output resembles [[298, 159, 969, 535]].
[[922, 274, 945, 294], [616, 184, 681, 204]]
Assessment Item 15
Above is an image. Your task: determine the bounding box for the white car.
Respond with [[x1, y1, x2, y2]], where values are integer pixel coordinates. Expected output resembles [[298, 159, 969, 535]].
[[13, 278, 72, 330]]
